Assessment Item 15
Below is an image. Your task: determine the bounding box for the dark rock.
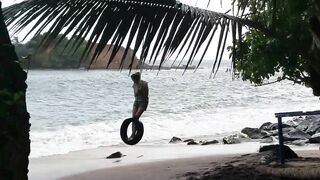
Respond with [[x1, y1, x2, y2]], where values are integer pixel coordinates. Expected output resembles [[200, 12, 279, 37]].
[[267, 123, 292, 130], [187, 141, 198, 145], [106, 151, 124, 159], [283, 127, 296, 133], [305, 115, 320, 121], [296, 115, 320, 135], [201, 140, 219, 145], [273, 136, 278, 140], [222, 134, 245, 144], [309, 133, 320, 143], [287, 129, 311, 139], [223, 137, 240, 144], [259, 122, 272, 130], [260, 136, 273, 143], [183, 139, 194, 143], [169, 136, 182, 143], [305, 121, 320, 136], [283, 134, 300, 142], [222, 133, 251, 144], [296, 120, 311, 132], [241, 127, 268, 139], [285, 117, 304, 127], [259, 145, 298, 161], [267, 127, 295, 136], [267, 130, 277, 136], [291, 139, 309, 146], [281, 128, 311, 142], [238, 133, 249, 139]]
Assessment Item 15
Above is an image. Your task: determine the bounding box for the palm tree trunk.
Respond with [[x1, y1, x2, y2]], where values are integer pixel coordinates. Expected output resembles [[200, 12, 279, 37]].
[[0, 2, 30, 180], [310, 0, 320, 96]]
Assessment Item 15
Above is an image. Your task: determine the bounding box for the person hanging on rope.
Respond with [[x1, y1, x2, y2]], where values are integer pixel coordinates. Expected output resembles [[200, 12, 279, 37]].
[[130, 72, 148, 138], [131, 72, 149, 120]]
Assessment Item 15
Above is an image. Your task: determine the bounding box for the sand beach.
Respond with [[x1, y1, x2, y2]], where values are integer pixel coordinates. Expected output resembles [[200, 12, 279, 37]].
[[28, 143, 319, 180]]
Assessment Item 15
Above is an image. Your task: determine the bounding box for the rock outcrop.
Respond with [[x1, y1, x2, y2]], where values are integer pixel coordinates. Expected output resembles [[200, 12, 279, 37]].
[[243, 115, 320, 145], [241, 127, 268, 139], [259, 145, 298, 164], [168, 115, 320, 148]]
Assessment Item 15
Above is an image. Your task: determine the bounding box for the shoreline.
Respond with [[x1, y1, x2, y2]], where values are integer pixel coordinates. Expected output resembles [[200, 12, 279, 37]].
[[59, 154, 237, 180], [59, 149, 320, 180], [29, 142, 319, 180]]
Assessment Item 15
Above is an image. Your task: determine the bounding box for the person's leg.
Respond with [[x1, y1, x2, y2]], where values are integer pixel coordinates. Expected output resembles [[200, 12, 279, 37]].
[[133, 107, 145, 120], [132, 103, 138, 118], [130, 102, 147, 139], [131, 107, 144, 136], [131, 103, 138, 136], [133, 101, 148, 120]]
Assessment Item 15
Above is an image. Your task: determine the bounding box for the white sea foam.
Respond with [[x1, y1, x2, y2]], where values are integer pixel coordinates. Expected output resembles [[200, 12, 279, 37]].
[[26, 68, 319, 158]]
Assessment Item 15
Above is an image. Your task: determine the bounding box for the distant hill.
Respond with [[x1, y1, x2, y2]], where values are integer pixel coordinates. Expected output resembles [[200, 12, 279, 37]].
[[82, 45, 141, 69], [13, 34, 141, 69], [14, 34, 204, 70]]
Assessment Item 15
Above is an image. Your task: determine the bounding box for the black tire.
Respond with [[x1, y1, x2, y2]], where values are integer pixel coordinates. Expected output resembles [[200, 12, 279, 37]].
[[120, 118, 144, 145]]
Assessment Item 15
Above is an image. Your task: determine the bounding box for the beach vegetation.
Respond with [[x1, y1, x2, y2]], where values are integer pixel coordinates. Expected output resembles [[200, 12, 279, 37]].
[[230, 0, 314, 86]]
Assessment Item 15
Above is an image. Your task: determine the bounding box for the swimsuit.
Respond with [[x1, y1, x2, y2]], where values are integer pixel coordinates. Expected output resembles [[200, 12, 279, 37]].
[[133, 80, 149, 110]]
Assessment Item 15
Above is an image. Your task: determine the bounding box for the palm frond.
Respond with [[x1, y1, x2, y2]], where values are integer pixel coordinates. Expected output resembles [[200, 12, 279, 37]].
[[3, 0, 258, 74]]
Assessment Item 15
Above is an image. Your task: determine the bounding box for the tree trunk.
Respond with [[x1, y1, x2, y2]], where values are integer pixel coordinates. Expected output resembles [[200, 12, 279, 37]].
[[310, 0, 320, 96], [0, 2, 30, 180]]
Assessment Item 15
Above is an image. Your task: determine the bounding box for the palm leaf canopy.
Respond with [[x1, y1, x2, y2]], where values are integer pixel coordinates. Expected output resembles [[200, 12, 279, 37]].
[[3, 0, 255, 73]]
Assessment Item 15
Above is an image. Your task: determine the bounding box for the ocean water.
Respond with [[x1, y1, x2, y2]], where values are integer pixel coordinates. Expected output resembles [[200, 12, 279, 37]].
[[26, 68, 319, 158]]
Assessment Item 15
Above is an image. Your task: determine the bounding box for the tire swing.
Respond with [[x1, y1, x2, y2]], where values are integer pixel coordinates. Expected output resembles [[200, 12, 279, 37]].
[[120, 118, 144, 145]]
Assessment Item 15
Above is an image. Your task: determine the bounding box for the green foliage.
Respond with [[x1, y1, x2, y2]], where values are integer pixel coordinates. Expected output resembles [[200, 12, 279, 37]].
[[13, 34, 88, 69], [231, 0, 314, 85]]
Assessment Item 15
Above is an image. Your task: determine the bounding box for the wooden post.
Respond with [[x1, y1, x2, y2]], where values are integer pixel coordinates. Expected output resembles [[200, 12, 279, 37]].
[[277, 117, 284, 165]]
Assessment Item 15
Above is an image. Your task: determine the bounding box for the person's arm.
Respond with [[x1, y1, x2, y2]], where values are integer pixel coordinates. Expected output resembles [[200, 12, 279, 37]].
[[145, 82, 149, 98]]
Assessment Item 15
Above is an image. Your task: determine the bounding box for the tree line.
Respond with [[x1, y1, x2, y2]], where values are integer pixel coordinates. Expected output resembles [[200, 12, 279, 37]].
[[13, 33, 88, 69]]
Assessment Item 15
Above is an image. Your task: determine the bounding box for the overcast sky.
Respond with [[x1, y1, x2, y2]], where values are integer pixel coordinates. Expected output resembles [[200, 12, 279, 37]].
[[2, 0, 234, 66], [2, 0, 232, 10]]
